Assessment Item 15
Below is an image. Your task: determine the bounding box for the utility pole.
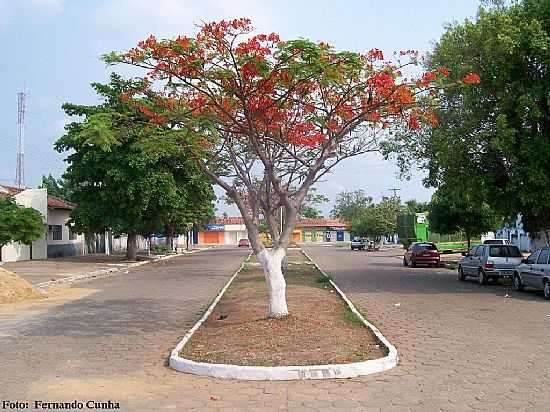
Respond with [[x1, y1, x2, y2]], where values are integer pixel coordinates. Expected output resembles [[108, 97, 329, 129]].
[[16, 91, 27, 188], [388, 187, 401, 199]]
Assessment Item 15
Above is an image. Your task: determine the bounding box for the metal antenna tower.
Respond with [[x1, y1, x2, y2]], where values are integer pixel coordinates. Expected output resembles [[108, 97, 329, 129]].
[[16, 91, 26, 188]]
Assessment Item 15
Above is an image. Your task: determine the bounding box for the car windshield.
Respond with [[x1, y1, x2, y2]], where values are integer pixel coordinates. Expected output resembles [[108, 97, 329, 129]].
[[416, 243, 437, 250], [489, 245, 522, 257], [484, 240, 504, 244]]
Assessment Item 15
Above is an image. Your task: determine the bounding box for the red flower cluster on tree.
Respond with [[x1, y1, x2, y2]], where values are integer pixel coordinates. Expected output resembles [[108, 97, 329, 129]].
[[463, 72, 481, 84], [112, 18, 480, 148]]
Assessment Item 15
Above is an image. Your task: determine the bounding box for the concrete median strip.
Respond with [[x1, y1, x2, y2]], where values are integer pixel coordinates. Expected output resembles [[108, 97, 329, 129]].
[[35, 247, 212, 292], [169, 250, 398, 380]]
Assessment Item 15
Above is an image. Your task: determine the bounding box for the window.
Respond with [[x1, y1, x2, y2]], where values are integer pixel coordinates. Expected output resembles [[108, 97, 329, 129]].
[[51, 225, 63, 241], [527, 250, 540, 264], [416, 243, 437, 251], [469, 246, 478, 256], [489, 245, 522, 257], [537, 248, 549, 265], [475, 246, 484, 257]]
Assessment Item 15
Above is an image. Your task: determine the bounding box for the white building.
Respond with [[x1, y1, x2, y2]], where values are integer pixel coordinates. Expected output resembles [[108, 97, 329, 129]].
[[0, 185, 84, 262], [197, 217, 248, 245]]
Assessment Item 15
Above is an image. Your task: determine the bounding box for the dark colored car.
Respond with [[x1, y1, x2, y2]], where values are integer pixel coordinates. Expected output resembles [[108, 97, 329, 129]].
[[512, 247, 550, 299], [350, 237, 366, 250], [238, 238, 250, 248], [403, 242, 440, 267]]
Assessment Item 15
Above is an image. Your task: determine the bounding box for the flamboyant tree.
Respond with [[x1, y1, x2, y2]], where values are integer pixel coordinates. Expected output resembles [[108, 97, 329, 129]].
[[104, 18, 478, 317]]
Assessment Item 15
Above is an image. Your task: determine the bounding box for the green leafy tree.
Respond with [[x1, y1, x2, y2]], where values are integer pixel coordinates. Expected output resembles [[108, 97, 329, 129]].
[[331, 190, 373, 223], [386, 0, 550, 233], [38, 174, 73, 202], [429, 188, 500, 249], [352, 197, 404, 241], [102, 18, 474, 318], [55, 74, 215, 260], [405, 199, 429, 214], [0, 197, 44, 262], [299, 188, 329, 219]]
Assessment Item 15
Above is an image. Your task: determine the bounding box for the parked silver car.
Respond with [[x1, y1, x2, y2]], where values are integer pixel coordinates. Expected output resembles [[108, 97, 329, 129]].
[[512, 247, 550, 300], [483, 239, 511, 245], [458, 244, 523, 284]]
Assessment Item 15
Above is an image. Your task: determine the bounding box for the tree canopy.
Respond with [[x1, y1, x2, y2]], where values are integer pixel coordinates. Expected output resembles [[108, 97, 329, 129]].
[[428, 188, 501, 248], [0, 197, 44, 262], [387, 0, 550, 233], [103, 18, 478, 318], [55, 74, 215, 260], [351, 197, 403, 240], [299, 188, 329, 219], [38, 174, 73, 202], [331, 190, 373, 223]]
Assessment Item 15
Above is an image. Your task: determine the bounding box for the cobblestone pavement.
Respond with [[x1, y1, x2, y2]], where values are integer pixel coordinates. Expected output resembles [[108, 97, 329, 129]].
[[4, 254, 142, 285], [302, 246, 550, 411], [1, 246, 548, 411]]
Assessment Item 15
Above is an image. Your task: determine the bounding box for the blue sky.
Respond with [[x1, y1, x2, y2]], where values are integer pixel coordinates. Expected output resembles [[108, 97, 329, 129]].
[[1, 0, 480, 215]]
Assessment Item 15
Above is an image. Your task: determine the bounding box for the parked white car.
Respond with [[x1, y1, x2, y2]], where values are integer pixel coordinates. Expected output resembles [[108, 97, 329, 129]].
[[458, 244, 523, 284], [512, 247, 550, 300], [483, 239, 511, 245]]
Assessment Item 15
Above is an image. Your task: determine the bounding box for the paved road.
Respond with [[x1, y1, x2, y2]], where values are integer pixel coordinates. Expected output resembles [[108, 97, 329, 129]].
[[2, 245, 548, 411], [0, 248, 249, 410], [304, 246, 550, 411]]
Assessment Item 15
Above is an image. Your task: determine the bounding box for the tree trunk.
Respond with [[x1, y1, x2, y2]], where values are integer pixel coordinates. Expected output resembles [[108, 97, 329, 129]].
[[467, 235, 471, 250], [257, 247, 289, 318], [0, 245, 3, 263], [126, 232, 138, 261], [165, 224, 174, 252], [186, 231, 190, 251]]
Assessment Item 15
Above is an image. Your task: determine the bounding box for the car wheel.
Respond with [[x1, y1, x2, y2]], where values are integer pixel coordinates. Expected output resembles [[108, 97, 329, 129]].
[[478, 269, 487, 285], [403, 257, 408, 266], [544, 280, 550, 300], [458, 266, 466, 281], [411, 260, 417, 268], [513, 273, 524, 292]]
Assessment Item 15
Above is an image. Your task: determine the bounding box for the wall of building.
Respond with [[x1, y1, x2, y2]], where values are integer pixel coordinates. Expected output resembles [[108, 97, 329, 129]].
[[224, 224, 247, 245], [299, 227, 350, 243], [47, 208, 84, 258], [111, 234, 149, 254], [1, 189, 48, 262]]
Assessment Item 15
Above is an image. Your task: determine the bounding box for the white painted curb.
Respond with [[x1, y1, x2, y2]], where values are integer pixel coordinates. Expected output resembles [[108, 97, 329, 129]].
[[169, 250, 398, 380]]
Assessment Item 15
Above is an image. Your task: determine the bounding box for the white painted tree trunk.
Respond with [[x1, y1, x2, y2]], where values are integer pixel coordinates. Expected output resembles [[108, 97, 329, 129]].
[[257, 248, 289, 318]]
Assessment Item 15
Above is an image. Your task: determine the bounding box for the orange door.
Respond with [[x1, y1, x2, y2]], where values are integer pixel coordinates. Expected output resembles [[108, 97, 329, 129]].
[[203, 231, 221, 244]]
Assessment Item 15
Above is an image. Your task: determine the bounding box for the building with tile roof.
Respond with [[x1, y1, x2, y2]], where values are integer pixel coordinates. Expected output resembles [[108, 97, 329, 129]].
[[196, 217, 350, 245]]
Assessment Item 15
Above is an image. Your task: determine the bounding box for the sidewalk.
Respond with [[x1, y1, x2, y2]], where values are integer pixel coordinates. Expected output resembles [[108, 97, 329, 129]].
[[3, 248, 211, 288]]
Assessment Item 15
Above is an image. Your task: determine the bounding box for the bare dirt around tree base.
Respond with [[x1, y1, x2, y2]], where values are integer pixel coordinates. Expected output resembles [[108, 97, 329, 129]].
[[180, 249, 387, 367], [0, 267, 43, 304]]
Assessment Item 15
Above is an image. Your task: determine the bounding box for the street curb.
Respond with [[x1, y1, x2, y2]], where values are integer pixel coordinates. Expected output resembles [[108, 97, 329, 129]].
[[169, 250, 398, 380], [35, 247, 212, 292]]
